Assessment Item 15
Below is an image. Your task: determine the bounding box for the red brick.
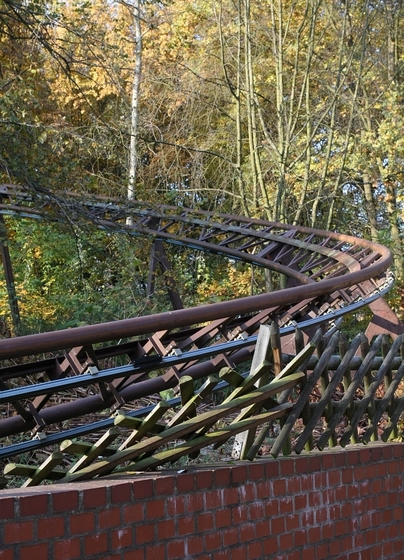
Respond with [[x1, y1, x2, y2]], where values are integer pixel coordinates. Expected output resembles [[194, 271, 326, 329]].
[[322, 454, 334, 469], [166, 495, 185, 516], [301, 508, 314, 526], [334, 453, 346, 467], [37, 516, 65, 539], [84, 533, 109, 555], [285, 513, 300, 531], [188, 536, 204, 555], [295, 456, 310, 474], [335, 519, 347, 537], [205, 489, 222, 509], [229, 546, 247, 560], [185, 492, 204, 512], [232, 465, 248, 484], [265, 499, 279, 517], [294, 529, 307, 547], [301, 546, 316, 559], [247, 541, 262, 560], [146, 499, 165, 520], [52, 491, 79, 512], [264, 461, 279, 478], [240, 523, 256, 543], [273, 478, 287, 496], [19, 494, 47, 517], [20, 543, 48, 560], [133, 479, 153, 499], [0, 549, 13, 560], [279, 496, 293, 514], [215, 508, 232, 528], [214, 468, 231, 487], [195, 470, 213, 489], [176, 473, 194, 493], [145, 544, 165, 560], [316, 543, 329, 560], [83, 487, 107, 509], [157, 519, 175, 540], [111, 526, 132, 549], [335, 485, 347, 501], [381, 446, 393, 460], [315, 507, 328, 525], [124, 550, 144, 560], [122, 502, 143, 524], [279, 458, 295, 476], [308, 455, 321, 471], [100, 506, 121, 528], [327, 469, 340, 486], [167, 539, 185, 559], [248, 462, 264, 480], [256, 480, 271, 499], [308, 526, 321, 543], [232, 505, 248, 525], [197, 511, 214, 533], [110, 482, 132, 504], [54, 538, 81, 560], [342, 468, 353, 484], [263, 537, 278, 556], [135, 524, 154, 545], [222, 527, 239, 547], [294, 494, 307, 511], [271, 517, 285, 534], [4, 520, 34, 544], [256, 519, 270, 538], [329, 539, 341, 555], [155, 475, 174, 495], [240, 482, 256, 502], [248, 502, 264, 520], [205, 531, 222, 551], [214, 550, 231, 560], [287, 477, 301, 494], [178, 515, 195, 536], [70, 512, 95, 535], [0, 498, 14, 520], [223, 487, 238, 506]]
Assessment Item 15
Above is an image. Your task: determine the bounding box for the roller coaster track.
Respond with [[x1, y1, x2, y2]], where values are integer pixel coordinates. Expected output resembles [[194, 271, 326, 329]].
[[0, 184, 397, 462]]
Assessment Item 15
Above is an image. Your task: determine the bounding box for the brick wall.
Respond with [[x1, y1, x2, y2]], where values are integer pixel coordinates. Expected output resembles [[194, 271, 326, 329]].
[[1, 443, 404, 560]]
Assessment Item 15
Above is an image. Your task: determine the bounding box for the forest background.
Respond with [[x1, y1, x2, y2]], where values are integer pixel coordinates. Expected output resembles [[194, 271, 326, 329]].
[[0, 0, 403, 336]]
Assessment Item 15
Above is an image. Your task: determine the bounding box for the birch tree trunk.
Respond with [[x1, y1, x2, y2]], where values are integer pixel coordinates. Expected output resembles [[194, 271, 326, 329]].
[[127, 0, 142, 210]]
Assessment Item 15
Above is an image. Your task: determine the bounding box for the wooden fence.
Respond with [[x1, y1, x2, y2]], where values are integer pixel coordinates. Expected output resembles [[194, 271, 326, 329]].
[[3, 323, 404, 488]]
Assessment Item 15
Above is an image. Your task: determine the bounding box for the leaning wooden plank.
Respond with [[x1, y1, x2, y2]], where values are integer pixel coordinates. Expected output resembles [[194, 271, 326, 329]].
[[362, 359, 404, 444], [4, 462, 64, 480], [270, 330, 341, 458], [316, 334, 384, 451], [167, 376, 219, 428], [339, 335, 404, 448], [68, 428, 121, 474], [22, 452, 65, 487], [60, 372, 305, 483], [116, 404, 293, 472], [222, 360, 273, 404], [118, 402, 170, 450], [293, 332, 362, 454], [382, 396, 404, 442]]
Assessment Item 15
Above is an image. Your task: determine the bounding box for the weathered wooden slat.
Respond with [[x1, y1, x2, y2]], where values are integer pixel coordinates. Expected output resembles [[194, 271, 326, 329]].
[[68, 428, 121, 474], [60, 372, 305, 483], [362, 360, 404, 444], [118, 402, 170, 451], [167, 376, 219, 428], [339, 335, 404, 448], [22, 452, 65, 487], [294, 333, 363, 454], [270, 330, 341, 458], [118, 403, 293, 473], [316, 334, 384, 451]]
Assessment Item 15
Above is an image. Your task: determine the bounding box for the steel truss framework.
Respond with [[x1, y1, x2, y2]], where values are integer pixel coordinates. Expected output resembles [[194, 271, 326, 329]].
[[0, 184, 398, 461]]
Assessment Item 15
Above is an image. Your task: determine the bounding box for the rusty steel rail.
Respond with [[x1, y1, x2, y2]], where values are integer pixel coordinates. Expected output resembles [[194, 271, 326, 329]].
[[0, 184, 395, 456]]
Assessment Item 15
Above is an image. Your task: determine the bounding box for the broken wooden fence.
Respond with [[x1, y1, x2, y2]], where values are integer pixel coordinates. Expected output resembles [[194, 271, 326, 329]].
[[3, 324, 404, 488]]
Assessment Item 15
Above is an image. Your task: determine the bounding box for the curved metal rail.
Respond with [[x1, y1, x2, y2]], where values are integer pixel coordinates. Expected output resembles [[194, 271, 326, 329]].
[[0, 184, 395, 460]]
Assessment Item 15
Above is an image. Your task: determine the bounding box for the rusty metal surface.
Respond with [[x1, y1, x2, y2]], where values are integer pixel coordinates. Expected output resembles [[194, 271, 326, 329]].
[[0, 184, 398, 456]]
